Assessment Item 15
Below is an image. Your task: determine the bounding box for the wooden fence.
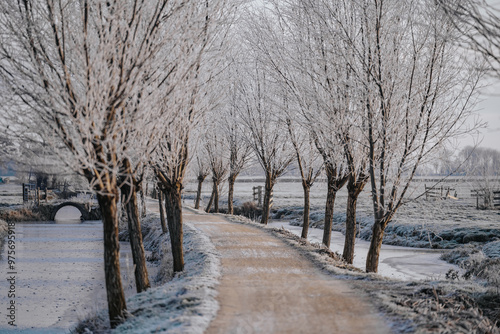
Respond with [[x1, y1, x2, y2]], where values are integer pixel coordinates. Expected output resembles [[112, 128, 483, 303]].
[[471, 189, 500, 209], [424, 184, 457, 200]]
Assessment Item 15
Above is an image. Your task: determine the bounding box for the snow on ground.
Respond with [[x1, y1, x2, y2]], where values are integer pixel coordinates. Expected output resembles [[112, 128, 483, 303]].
[[73, 214, 221, 334], [185, 178, 500, 256], [267, 220, 458, 281], [0, 183, 23, 206]]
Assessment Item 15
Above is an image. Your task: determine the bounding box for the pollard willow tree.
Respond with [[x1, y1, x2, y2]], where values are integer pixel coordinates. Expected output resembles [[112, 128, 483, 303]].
[[118, 160, 150, 293], [325, 0, 483, 272], [220, 70, 254, 215], [249, 2, 350, 247], [153, 105, 193, 273], [193, 154, 211, 210], [286, 118, 323, 239], [289, 0, 370, 264], [0, 0, 172, 325], [236, 55, 295, 225], [153, 62, 207, 273], [203, 123, 229, 213], [153, 0, 234, 272]]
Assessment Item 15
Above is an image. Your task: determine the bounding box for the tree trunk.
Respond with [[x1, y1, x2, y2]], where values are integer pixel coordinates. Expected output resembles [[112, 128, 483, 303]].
[[227, 174, 236, 215], [158, 190, 168, 233], [205, 185, 215, 213], [140, 182, 147, 218], [322, 180, 337, 248], [343, 191, 358, 264], [343, 175, 367, 264], [321, 166, 348, 248], [121, 183, 150, 293], [194, 175, 205, 210], [301, 183, 310, 239], [261, 174, 274, 225], [366, 218, 385, 273], [96, 193, 127, 328], [164, 185, 184, 272], [213, 178, 219, 213]]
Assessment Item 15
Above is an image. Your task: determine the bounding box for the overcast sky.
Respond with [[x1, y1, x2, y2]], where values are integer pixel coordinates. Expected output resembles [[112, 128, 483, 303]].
[[472, 81, 500, 150], [470, 0, 500, 149]]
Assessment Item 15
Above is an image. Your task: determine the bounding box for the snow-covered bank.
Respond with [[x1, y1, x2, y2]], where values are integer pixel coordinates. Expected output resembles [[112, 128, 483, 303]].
[[73, 214, 221, 334], [278, 204, 500, 251], [267, 220, 457, 281]]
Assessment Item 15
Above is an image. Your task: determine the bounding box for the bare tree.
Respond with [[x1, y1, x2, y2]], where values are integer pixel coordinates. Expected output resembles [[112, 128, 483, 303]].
[[249, 2, 349, 247], [220, 71, 254, 214], [0, 0, 235, 324], [193, 155, 210, 210], [153, 0, 235, 272], [153, 65, 204, 274], [118, 160, 150, 293], [323, 0, 483, 272], [250, 0, 481, 270], [154, 118, 191, 273], [204, 126, 229, 213], [237, 59, 295, 225], [286, 119, 323, 239], [342, 135, 369, 264], [0, 1, 179, 325]]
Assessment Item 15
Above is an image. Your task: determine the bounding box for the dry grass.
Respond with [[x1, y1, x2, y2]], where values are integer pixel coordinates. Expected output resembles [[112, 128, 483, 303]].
[[0, 207, 43, 221]]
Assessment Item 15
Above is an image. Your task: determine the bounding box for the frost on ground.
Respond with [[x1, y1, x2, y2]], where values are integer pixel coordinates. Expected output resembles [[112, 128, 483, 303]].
[[188, 179, 500, 257], [225, 214, 500, 334], [72, 213, 221, 334]]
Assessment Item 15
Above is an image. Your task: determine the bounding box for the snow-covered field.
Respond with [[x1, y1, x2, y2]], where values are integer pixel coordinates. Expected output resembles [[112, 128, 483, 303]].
[[185, 177, 500, 252], [0, 182, 23, 206]]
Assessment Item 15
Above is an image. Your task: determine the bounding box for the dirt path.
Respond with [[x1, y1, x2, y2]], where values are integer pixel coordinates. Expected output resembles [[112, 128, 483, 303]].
[[184, 209, 391, 334]]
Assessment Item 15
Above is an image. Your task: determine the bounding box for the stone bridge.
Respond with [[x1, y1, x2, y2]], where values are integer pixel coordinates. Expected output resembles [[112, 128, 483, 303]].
[[36, 202, 101, 221]]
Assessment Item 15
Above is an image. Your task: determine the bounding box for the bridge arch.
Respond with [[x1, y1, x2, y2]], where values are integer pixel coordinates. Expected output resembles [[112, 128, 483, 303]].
[[51, 202, 91, 221]]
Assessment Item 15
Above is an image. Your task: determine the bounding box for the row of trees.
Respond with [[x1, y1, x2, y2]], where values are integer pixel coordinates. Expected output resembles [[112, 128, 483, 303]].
[[194, 0, 482, 274], [0, 0, 236, 327]]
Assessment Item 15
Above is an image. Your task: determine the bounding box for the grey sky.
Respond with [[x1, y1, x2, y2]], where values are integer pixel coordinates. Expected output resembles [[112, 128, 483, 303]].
[[472, 0, 500, 149]]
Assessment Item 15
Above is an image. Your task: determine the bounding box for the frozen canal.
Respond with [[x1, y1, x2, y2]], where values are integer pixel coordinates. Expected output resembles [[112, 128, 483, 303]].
[[0, 213, 134, 333], [268, 221, 459, 281]]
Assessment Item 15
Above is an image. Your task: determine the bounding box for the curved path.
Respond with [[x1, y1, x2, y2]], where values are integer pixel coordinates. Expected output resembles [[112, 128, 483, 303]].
[[184, 209, 390, 334]]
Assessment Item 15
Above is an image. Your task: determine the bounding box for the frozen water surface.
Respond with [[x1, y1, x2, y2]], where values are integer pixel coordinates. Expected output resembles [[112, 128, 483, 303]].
[[268, 221, 459, 281], [0, 220, 134, 333]]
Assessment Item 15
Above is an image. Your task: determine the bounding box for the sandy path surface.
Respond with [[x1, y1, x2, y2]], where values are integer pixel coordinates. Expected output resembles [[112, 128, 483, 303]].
[[184, 210, 391, 334]]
